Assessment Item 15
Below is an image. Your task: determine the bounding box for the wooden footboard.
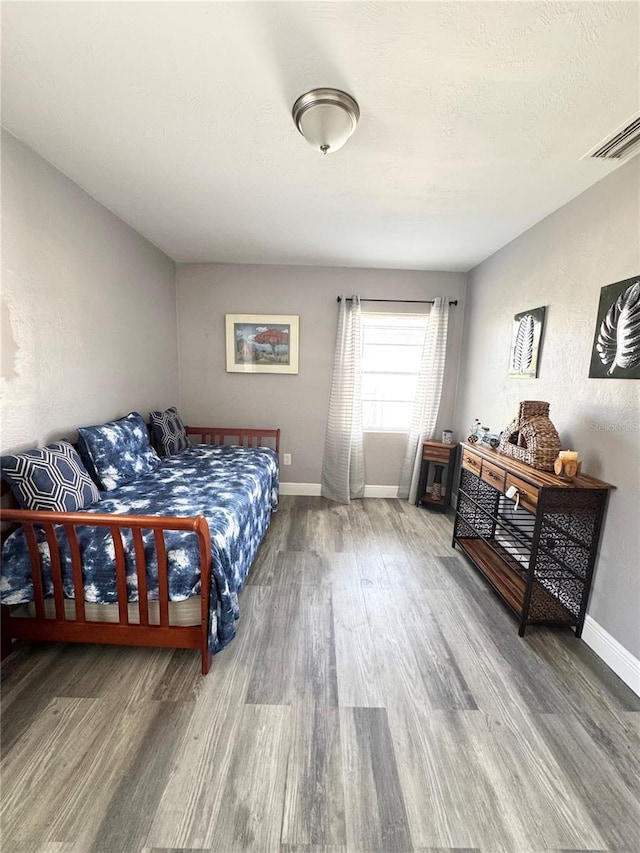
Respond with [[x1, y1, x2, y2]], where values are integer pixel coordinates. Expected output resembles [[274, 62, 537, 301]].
[[0, 509, 213, 675], [186, 426, 280, 453]]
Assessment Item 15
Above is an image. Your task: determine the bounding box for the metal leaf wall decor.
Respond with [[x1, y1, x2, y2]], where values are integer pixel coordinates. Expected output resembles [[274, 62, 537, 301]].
[[596, 282, 640, 374], [508, 306, 546, 379], [589, 276, 640, 379], [512, 313, 535, 373]]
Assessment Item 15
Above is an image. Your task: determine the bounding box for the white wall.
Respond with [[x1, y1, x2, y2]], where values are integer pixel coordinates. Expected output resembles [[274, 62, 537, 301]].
[[455, 157, 640, 660], [1, 131, 178, 451], [176, 263, 467, 487]]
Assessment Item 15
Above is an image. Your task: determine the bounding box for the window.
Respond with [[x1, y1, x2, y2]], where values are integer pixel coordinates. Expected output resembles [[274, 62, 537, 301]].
[[361, 313, 428, 431]]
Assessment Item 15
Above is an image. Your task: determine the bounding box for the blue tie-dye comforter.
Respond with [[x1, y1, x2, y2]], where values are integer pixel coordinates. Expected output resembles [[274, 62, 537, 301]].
[[0, 444, 279, 653]]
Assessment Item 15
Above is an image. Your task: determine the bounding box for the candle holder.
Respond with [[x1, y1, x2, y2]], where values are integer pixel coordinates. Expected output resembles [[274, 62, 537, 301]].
[[554, 451, 580, 479]]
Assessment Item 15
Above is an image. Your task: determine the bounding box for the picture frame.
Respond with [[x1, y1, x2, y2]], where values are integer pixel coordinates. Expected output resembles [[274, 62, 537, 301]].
[[225, 314, 299, 374], [508, 305, 546, 379], [588, 276, 640, 379]]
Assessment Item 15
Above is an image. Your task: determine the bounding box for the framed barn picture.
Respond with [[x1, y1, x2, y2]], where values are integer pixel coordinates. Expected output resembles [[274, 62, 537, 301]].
[[508, 306, 546, 378], [225, 314, 299, 374]]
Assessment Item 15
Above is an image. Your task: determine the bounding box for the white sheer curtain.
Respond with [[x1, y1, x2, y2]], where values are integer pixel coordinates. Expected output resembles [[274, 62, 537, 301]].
[[321, 295, 365, 504], [398, 297, 449, 502]]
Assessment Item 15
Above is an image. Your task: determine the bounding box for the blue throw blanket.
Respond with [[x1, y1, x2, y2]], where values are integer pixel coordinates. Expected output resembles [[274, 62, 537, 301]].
[[1, 444, 279, 653]]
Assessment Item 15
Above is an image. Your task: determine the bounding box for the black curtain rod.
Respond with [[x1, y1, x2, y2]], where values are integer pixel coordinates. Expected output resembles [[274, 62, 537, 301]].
[[336, 296, 458, 306]]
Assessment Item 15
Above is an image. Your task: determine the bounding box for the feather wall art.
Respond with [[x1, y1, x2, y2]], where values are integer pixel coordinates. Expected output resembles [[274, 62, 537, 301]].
[[589, 276, 640, 379], [508, 306, 546, 379]]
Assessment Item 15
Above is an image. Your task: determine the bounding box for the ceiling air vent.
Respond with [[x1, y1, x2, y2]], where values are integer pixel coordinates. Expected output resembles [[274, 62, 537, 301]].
[[584, 112, 640, 162]]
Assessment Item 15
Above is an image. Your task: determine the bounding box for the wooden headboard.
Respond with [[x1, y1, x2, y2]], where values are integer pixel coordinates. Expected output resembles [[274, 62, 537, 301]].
[[185, 427, 280, 453]]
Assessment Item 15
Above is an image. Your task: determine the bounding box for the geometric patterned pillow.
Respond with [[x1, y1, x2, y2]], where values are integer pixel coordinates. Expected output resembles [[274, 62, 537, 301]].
[[77, 412, 160, 491], [149, 406, 191, 456], [1, 440, 101, 511]]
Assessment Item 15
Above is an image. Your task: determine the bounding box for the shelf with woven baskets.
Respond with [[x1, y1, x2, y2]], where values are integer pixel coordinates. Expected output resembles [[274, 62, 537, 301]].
[[452, 442, 614, 636]]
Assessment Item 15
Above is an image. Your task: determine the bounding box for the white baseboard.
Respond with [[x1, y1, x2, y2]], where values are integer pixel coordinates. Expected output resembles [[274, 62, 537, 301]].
[[279, 483, 321, 496], [364, 485, 399, 498], [278, 483, 399, 498], [582, 615, 640, 696]]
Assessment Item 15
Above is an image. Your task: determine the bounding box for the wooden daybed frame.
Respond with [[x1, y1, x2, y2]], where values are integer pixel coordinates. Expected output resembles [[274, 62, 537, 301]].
[[0, 426, 280, 675]]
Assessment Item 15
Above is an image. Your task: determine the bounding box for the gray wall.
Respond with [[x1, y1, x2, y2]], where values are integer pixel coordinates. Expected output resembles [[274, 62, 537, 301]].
[[1, 131, 178, 451], [3, 128, 635, 666], [454, 157, 640, 658], [176, 263, 467, 486]]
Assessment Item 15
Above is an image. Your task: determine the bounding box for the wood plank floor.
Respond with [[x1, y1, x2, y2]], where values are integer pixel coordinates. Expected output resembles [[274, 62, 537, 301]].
[[2, 496, 639, 853]]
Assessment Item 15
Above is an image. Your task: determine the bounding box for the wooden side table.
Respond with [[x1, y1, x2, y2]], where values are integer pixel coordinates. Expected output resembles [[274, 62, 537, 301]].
[[417, 440, 458, 511]]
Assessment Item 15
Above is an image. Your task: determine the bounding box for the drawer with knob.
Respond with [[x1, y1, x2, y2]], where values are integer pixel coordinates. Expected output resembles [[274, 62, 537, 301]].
[[505, 473, 539, 513], [461, 449, 482, 475], [422, 441, 455, 464], [480, 459, 506, 492]]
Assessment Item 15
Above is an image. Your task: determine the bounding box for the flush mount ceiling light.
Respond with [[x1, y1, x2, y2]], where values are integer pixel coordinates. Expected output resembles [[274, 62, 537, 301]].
[[292, 88, 360, 155]]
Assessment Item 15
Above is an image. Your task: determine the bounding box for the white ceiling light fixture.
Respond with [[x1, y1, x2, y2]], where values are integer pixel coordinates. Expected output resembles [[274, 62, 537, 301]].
[[292, 88, 360, 155]]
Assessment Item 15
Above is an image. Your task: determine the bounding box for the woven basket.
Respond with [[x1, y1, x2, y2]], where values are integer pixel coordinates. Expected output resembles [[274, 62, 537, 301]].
[[498, 401, 561, 471]]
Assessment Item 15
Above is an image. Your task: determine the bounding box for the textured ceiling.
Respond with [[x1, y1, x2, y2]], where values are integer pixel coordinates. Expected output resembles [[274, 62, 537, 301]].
[[2, 2, 638, 271]]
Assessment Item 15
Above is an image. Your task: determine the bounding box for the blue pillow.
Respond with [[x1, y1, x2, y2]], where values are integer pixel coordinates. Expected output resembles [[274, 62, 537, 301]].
[[77, 412, 160, 491], [1, 440, 101, 511], [149, 406, 191, 456]]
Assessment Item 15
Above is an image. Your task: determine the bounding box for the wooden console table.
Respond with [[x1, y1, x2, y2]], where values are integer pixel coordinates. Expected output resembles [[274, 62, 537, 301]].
[[417, 440, 458, 511], [452, 442, 614, 636]]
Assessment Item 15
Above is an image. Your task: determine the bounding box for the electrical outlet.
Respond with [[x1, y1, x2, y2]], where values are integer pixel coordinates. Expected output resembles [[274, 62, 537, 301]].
[[283, 453, 292, 466]]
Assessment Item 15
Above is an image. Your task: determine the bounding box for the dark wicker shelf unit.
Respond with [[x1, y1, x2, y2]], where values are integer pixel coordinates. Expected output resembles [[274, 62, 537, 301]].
[[452, 443, 614, 636]]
